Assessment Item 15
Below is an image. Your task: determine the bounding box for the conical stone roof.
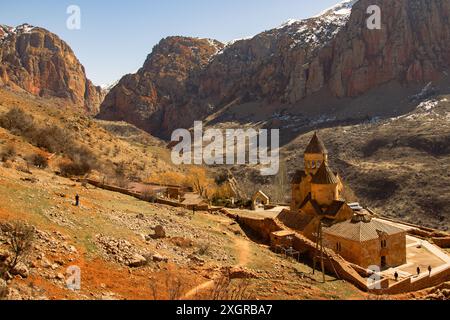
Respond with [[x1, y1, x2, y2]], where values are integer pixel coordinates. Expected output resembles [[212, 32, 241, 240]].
[[305, 132, 328, 154], [311, 162, 338, 185]]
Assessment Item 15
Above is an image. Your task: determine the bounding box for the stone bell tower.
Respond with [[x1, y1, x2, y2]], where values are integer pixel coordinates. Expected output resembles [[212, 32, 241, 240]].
[[304, 132, 328, 176]]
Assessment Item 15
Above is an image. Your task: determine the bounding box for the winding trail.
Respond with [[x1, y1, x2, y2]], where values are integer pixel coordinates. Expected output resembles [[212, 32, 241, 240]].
[[182, 236, 251, 299]]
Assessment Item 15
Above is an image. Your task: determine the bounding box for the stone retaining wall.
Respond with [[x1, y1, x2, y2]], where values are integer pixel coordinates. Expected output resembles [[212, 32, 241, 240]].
[[87, 179, 204, 210]]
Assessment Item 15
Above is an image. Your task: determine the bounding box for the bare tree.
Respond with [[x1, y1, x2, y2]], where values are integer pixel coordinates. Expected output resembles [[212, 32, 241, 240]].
[[149, 274, 185, 300], [0, 221, 35, 282]]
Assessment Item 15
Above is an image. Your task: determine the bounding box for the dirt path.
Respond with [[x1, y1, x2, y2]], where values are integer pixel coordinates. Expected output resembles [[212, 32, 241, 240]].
[[182, 235, 251, 299], [234, 238, 250, 267]]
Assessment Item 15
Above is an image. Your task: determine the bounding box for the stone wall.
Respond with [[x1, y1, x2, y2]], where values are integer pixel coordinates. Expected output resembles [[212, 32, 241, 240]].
[[324, 233, 363, 266], [87, 179, 205, 210], [324, 231, 407, 269], [376, 265, 450, 295], [311, 183, 338, 207], [432, 237, 450, 248], [236, 216, 283, 243]]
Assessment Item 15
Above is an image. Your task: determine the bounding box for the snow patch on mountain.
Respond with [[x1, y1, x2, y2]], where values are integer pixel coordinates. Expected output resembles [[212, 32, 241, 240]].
[[1, 23, 35, 42], [314, 0, 358, 18], [274, 0, 358, 49]]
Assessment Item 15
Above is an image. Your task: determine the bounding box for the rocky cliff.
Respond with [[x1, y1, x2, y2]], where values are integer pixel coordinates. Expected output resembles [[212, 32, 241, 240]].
[[99, 0, 450, 138], [0, 24, 104, 114], [99, 36, 223, 133]]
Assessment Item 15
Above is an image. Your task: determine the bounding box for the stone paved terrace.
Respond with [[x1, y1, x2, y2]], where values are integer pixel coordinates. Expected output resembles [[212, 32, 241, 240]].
[[382, 235, 450, 283]]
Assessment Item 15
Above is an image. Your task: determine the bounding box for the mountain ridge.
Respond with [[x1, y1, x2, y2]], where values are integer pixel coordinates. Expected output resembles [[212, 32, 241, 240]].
[[98, 0, 450, 139], [0, 23, 104, 114]]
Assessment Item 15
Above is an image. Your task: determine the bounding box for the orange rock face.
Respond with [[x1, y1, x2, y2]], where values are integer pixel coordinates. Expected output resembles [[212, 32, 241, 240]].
[[0, 24, 104, 114], [99, 0, 450, 138], [98, 36, 224, 135]]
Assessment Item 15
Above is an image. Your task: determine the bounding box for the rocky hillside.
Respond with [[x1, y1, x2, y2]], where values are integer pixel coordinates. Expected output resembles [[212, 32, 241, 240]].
[[99, 0, 450, 138], [0, 24, 104, 114]]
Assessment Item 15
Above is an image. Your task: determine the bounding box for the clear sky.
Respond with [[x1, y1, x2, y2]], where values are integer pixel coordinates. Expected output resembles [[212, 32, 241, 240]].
[[0, 0, 340, 86]]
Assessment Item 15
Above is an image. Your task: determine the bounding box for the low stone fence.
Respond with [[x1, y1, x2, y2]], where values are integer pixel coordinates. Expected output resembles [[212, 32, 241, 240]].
[[156, 198, 184, 208], [86, 179, 142, 198], [379, 265, 450, 295], [380, 216, 450, 249], [432, 237, 450, 248], [86, 179, 205, 210]]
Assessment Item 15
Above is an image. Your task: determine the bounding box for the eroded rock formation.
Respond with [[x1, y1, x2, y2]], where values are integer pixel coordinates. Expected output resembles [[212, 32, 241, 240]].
[[0, 24, 104, 114]]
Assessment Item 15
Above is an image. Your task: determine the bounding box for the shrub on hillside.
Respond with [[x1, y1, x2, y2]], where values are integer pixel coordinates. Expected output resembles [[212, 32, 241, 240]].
[[0, 108, 99, 176], [58, 159, 92, 177], [0, 144, 16, 162], [0, 107, 34, 135], [141, 188, 157, 203], [33, 125, 71, 154], [26, 153, 48, 169]]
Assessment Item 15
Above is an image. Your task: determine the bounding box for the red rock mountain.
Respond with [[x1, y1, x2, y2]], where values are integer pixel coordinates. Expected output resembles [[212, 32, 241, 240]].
[[99, 0, 450, 138], [0, 24, 104, 114], [99, 36, 223, 133]]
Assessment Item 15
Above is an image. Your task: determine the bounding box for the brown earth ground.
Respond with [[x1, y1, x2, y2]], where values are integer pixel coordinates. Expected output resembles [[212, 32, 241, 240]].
[[0, 88, 448, 300], [1, 163, 447, 300]]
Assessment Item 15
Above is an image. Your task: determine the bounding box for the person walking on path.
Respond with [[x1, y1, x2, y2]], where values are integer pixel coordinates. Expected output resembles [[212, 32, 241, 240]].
[[428, 266, 432, 276], [394, 272, 399, 282], [417, 267, 421, 276], [75, 194, 80, 207]]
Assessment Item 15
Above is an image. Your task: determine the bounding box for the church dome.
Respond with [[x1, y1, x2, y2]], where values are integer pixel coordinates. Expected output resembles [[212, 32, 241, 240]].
[[311, 162, 338, 185]]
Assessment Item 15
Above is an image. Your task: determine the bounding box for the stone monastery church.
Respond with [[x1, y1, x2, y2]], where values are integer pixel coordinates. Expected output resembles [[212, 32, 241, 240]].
[[280, 133, 407, 269]]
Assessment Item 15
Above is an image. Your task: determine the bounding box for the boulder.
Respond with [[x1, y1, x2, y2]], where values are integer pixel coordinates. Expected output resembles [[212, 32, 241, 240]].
[[136, 213, 145, 220], [152, 254, 169, 263], [127, 254, 147, 268], [0, 249, 10, 262], [188, 255, 205, 265], [150, 225, 166, 239], [0, 279, 9, 298], [11, 262, 29, 278], [228, 267, 258, 280]]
